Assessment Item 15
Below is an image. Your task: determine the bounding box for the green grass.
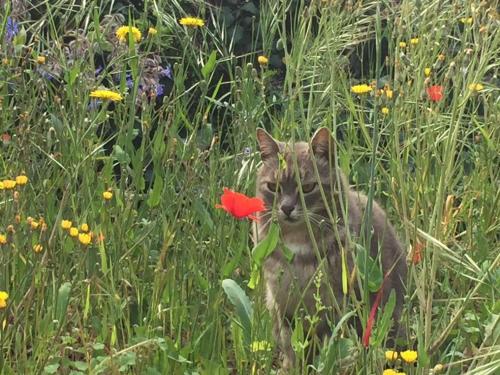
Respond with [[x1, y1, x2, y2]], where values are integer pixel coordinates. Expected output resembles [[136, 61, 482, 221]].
[[0, 0, 499, 374]]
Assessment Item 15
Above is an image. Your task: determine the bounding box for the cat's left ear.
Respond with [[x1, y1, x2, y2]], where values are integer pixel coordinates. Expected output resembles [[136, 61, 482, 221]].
[[311, 127, 335, 162]]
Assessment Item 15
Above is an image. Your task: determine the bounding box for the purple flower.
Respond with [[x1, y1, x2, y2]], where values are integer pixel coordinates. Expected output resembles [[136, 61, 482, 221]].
[[125, 74, 134, 89], [160, 65, 172, 79], [155, 84, 164, 97], [5, 17, 19, 42]]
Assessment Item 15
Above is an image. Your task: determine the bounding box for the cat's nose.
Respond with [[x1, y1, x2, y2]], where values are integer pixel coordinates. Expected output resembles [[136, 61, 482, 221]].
[[280, 204, 295, 217]]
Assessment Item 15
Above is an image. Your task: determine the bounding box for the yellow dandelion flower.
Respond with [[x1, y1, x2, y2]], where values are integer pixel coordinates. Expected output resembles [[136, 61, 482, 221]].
[[400, 350, 418, 364], [0, 182, 3, 190], [179, 17, 205, 27], [102, 191, 113, 200], [351, 84, 372, 95], [2, 180, 16, 189], [115, 26, 142, 43], [36, 55, 46, 64], [385, 350, 398, 361], [381, 107, 390, 115], [33, 244, 43, 253], [78, 233, 91, 246], [0, 234, 7, 245], [30, 221, 40, 230], [460, 17, 473, 25], [385, 88, 394, 99], [468, 83, 484, 92], [257, 55, 269, 65], [437, 53, 445, 61], [61, 220, 72, 230], [90, 89, 123, 102], [383, 370, 398, 375], [424, 67, 431, 77], [80, 223, 89, 233], [410, 38, 419, 45], [399, 41, 407, 48], [0, 291, 8, 309], [148, 27, 158, 36], [26, 216, 33, 224], [69, 227, 79, 237], [15, 175, 28, 185]]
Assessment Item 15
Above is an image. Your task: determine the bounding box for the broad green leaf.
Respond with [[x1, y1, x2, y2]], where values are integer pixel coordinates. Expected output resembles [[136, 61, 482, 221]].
[[43, 363, 60, 374], [356, 244, 383, 292], [252, 223, 279, 266], [201, 50, 217, 79], [55, 282, 72, 325], [373, 290, 396, 346], [147, 175, 164, 208], [222, 279, 253, 345]]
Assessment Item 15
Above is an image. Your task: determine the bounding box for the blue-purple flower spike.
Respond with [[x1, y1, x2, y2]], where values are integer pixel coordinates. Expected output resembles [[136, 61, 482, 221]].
[[5, 17, 20, 42]]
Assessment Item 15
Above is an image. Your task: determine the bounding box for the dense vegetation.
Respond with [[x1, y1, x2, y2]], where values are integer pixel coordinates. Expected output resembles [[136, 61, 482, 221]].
[[0, 1, 498, 374]]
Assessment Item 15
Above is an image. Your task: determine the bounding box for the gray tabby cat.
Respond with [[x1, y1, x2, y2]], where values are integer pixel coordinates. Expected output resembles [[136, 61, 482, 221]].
[[253, 127, 407, 370]]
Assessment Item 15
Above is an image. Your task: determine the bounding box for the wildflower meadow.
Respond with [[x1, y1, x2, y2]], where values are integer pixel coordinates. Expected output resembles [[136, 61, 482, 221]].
[[0, 1, 499, 374]]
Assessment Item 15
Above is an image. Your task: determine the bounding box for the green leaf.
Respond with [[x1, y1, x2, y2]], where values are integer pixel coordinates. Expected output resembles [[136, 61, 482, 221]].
[[222, 279, 253, 345], [355, 244, 383, 292], [43, 363, 60, 374], [252, 223, 279, 266], [147, 175, 164, 208], [201, 50, 217, 80], [373, 290, 396, 346], [55, 282, 72, 325]]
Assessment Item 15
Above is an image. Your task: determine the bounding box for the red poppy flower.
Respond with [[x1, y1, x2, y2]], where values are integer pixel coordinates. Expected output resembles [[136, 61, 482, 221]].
[[216, 188, 266, 221], [426, 85, 444, 102]]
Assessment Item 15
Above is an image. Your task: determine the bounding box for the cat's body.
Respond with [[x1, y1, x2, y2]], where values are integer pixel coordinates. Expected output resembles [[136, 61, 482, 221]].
[[253, 128, 407, 370]]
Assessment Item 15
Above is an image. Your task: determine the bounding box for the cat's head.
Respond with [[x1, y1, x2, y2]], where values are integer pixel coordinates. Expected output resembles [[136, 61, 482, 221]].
[[255, 127, 338, 229]]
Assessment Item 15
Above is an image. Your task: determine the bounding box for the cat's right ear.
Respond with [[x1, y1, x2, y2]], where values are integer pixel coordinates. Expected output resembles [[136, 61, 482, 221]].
[[256, 128, 279, 162]]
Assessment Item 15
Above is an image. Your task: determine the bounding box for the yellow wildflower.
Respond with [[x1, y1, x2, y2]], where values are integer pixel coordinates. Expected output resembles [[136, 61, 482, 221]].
[[148, 27, 158, 36], [424, 67, 431, 77], [257, 55, 269, 65], [385, 88, 393, 99], [0, 234, 7, 245], [437, 53, 445, 61], [381, 107, 389, 115], [385, 350, 398, 360], [33, 244, 43, 253], [410, 38, 419, 45], [468, 83, 484, 92], [400, 350, 418, 364], [103, 191, 113, 200], [179, 17, 205, 27], [460, 17, 473, 25], [383, 370, 397, 375], [36, 55, 46, 64], [250, 340, 271, 352], [399, 41, 407, 48], [0, 182, 3, 190], [30, 221, 40, 230], [61, 220, 72, 230], [115, 26, 142, 43], [0, 291, 8, 309], [15, 175, 28, 185], [26, 216, 33, 224], [351, 84, 372, 95], [90, 89, 123, 102], [69, 227, 79, 237], [78, 233, 91, 246], [80, 223, 89, 233], [2, 180, 16, 189]]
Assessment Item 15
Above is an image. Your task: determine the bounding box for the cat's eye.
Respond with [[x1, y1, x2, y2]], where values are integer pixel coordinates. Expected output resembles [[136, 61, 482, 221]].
[[267, 182, 278, 192], [301, 183, 316, 194]]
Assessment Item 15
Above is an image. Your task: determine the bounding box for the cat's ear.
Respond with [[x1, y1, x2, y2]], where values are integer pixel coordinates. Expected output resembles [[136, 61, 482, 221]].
[[311, 127, 335, 161], [256, 128, 280, 161]]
